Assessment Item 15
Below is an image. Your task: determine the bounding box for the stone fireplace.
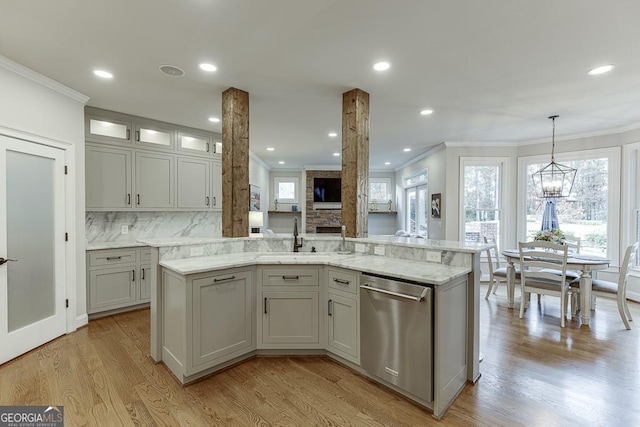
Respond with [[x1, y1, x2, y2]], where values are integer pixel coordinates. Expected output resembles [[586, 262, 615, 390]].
[[305, 170, 342, 233]]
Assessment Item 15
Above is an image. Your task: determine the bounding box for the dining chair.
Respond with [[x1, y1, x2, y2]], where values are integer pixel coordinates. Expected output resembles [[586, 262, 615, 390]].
[[570, 241, 638, 330], [519, 241, 571, 327], [483, 236, 520, 299]]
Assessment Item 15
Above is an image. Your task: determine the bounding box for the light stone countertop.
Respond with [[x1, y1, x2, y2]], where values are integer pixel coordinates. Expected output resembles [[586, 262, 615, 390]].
[[86, 241, 149, 250], [160, 252, 471, 286]]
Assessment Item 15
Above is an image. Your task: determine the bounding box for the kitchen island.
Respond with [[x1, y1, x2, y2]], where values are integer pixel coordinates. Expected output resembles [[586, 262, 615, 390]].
[[137, 235, 487, 419]]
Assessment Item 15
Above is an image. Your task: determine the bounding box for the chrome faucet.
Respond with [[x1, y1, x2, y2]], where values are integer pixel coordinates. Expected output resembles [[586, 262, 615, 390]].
[[293, 217, 303, 252], [341, 225, 346, 252]]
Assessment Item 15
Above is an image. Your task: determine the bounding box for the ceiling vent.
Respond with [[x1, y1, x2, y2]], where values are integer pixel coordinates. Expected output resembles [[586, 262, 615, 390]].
[[159, 65, 185, 77]]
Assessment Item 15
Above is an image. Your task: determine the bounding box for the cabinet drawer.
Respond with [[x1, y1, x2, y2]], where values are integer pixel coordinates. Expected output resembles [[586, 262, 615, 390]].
[[327, 268, 358, 294], [261, 266, 319, 287], [89, 249, 137, 267], [140, 248, 152, 262]]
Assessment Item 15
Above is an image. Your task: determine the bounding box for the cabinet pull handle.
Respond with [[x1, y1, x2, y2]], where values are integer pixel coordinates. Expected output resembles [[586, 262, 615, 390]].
[[328, 299, 332, 316], [106, 256, 122, 261], [213, 196, 216, 206], [136, 194, 140, 205], [127, 193, 131, 205], [141, 268, 145, 280], [206, 142, 210, 152], [213, 275, 236, 283], [282, 275, 299, 280], [333, 278, 350, 285], [136, 130, 140, 141], [126, 129, 130, 140], [132, 269, 135, 281], [206, 196, 210, 206], [264, 297, 268, 314]]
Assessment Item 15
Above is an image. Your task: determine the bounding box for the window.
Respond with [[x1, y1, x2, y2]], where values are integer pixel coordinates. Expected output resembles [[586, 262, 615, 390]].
[[519, 147, 620, 260], [404, 172, 428, 236], [461, 159, 507, 245], [369, 178, 393, 203], [274, 177, 299, 203]]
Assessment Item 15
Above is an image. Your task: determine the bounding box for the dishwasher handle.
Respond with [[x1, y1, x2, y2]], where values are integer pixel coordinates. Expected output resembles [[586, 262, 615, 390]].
[[360, 283, 430, 302]]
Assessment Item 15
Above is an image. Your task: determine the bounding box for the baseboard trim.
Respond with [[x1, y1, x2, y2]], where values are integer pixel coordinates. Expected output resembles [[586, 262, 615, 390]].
[[75, 313, 88, 329]]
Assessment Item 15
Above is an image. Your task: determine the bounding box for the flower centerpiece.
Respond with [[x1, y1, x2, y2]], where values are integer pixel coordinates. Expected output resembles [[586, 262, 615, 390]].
[[534, 228, 566, 244]]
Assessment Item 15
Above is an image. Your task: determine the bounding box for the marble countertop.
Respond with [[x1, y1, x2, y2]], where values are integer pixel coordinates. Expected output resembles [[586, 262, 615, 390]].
[[160, 252, 471, 286], [86, 241, 149, 250]]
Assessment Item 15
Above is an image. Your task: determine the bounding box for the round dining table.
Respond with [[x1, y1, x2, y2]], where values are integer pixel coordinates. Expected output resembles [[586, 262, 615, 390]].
[[500, 249, 610, 326]]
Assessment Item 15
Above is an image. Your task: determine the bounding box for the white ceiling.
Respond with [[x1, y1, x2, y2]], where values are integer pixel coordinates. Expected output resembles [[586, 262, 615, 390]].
[[2, 0, 640, 169]]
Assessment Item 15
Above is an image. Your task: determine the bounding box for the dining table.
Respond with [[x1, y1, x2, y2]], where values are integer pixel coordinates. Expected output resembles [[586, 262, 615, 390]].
[[500, 249, 610, 326]]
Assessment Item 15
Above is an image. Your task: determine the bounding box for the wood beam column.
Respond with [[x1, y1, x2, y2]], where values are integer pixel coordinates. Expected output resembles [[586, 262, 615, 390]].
[[341, 88, 369, 238], [222, 87, 249, 237]]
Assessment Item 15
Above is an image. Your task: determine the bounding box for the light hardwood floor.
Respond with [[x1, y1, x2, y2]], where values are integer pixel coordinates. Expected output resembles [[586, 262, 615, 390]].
[[1, 286, 639, 426]]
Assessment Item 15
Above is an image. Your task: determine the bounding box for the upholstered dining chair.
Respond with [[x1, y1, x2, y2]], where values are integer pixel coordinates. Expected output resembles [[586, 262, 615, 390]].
[[483, 236, 520, 299], [519, 241, 571, 327], [570, 241, 638, 330]]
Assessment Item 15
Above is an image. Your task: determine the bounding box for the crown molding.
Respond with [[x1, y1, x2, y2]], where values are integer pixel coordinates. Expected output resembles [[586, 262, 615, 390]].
[[0, 55, 89, 104], [249, 151, 271, 170], [396, 142, 446, 171]]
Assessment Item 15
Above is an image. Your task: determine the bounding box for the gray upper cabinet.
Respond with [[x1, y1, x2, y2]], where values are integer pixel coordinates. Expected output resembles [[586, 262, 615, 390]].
[[211, 160, 222, 210], [86, 145, 133, 209], [85, 107, 222, 211], [177, 157, 210, 209], [134, 122, 174, 151], [177, 131, 212, 157], [135, 152, 175, 209], [85, 114, 132, 145]]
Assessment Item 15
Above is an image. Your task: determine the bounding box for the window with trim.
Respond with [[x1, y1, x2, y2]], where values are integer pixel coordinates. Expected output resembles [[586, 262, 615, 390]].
[[404, 172, 428, 236], [461, 159, 506, 246], [370, 178, 393, 203], [274, 177, 299, 204], [519, 147, 620, 260]]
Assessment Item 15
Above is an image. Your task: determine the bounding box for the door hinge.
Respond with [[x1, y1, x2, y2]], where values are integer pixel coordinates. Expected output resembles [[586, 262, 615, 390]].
[[64, 165, 68, 175], [65, 299, 69, 308], [65, 232, 68, 242]]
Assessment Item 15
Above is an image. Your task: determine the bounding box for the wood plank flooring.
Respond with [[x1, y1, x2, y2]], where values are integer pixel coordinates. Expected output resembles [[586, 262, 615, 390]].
[[1, 286, 639, 426]]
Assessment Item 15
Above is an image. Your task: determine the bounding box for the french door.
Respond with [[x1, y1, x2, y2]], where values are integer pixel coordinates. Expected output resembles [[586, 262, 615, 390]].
[[406, 184, 428, 237], [0, 135, 67, 365]]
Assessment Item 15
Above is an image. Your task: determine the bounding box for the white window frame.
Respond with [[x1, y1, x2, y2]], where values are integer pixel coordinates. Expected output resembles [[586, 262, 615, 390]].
[[403, 171, 428, 236], [622, 142, 640, 270], [369, 177, 393, 203], [517, 147, 620, 265], [459, 157, 510, 250], [274, 176, 299, 204]]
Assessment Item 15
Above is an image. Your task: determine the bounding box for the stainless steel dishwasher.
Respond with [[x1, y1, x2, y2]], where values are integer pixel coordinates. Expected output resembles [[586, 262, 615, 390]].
[[360, 272, 433, 402]]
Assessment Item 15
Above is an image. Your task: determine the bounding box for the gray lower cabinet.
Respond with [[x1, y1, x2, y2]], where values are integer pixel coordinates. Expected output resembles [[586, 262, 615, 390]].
[[262, 291, 320, 344], [161, 267, 255, 382], [87, 247, 151, 314], [258, 266, 321, 348], [326, 268, 359, 364]]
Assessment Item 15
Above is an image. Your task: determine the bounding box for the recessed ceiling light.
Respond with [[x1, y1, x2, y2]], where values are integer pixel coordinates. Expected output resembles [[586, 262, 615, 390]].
[[199, 63, 217, 72], [278, 161, 285, 165], [373, 62, 390, 71], [420, 109, 434, 116], [267, 147, 275, 151], [333, 152, 340, 157], [208, 117, 220, 123], [93, 69, 113, 79], [588, 64, 615, 75], [384, 162, 391, 165], [403, 148, 411, 152], [328, 132, 338, 138]]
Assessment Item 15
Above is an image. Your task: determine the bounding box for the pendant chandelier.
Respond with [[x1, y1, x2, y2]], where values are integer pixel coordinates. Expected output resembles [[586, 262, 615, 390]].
[[532, 115, 577, 198]]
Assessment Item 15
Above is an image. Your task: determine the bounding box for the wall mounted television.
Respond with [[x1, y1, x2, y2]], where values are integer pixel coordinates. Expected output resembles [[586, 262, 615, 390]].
[[313, 177, 341, 203]]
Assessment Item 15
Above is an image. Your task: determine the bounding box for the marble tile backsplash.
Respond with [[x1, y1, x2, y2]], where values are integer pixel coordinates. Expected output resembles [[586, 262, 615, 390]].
[[86, 211, 222, 244]]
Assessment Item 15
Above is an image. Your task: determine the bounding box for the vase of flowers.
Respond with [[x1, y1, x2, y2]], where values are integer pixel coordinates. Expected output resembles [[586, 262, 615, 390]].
[[534, 228, 566, 244]]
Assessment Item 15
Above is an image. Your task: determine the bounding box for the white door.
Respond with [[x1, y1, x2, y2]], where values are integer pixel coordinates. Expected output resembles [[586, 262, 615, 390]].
[[0, 135, 67, 365]]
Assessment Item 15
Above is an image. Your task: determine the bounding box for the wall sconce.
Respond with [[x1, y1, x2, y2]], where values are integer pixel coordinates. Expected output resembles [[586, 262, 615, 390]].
[[249, 211, 264, 234]]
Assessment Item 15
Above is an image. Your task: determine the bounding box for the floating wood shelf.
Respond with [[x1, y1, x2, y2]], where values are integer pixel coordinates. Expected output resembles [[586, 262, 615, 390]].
[[368, 210, 397, 214], [268, 210, 301, 214]]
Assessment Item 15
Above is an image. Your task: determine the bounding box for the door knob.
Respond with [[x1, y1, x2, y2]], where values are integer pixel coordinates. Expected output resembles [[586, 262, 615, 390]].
[[0, 257, 17, 266]]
